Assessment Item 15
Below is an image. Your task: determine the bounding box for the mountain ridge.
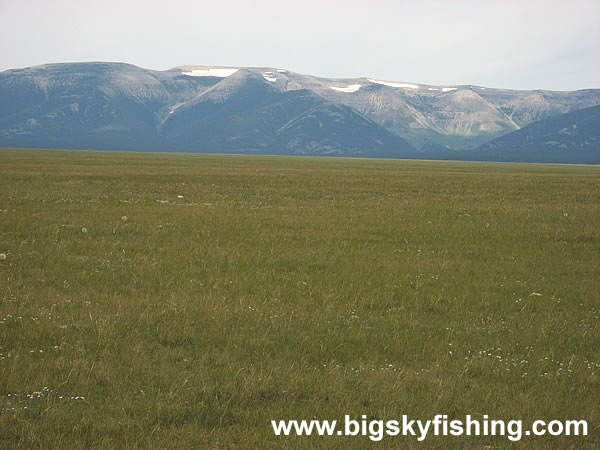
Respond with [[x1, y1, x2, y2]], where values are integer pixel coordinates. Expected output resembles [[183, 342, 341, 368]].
[[1, 62, 599, 161]]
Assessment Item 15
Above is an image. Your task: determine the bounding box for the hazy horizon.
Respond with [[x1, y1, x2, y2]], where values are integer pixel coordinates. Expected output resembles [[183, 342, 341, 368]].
[[1, 0, 599, 91]]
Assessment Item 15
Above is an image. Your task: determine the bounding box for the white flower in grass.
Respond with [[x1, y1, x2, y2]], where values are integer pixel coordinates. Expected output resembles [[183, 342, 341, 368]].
[[81, 227, 88, 233], [0, 253, 6, 261], [121, 216, 128, 222]]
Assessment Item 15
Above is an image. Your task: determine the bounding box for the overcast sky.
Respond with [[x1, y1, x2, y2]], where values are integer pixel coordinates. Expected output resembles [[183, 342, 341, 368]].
[[1, 0, 598, 91]]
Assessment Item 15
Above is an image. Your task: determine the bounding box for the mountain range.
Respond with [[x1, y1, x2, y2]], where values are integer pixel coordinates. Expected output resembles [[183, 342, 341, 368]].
[[1, 62, 599, 162]]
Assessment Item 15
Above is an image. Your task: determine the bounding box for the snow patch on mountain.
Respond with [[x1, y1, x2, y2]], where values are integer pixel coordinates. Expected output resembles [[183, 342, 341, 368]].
[[330, 84, 361, 93], [368, 79, 418, 89], [442, 87, 457, 92], [182, 68, 238, 77]]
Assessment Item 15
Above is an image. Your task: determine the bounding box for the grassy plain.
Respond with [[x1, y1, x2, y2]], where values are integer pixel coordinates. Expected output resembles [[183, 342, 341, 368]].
[[0, 149, 599, 448]]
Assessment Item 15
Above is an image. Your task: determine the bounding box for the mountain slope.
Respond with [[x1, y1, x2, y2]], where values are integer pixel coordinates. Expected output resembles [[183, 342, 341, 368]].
[[264, 69, 600, 150], [467, 105, 600, 163], [0, 62, 220, 151], [161, 71, 415, 156]]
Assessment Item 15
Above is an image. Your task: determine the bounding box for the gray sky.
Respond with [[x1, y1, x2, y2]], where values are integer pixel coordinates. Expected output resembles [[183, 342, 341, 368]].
[[1, 0, 598, 91]]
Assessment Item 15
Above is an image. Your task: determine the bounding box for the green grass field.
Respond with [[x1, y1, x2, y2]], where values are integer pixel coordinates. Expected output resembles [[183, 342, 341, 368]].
[[0, 149, 599, 447]]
